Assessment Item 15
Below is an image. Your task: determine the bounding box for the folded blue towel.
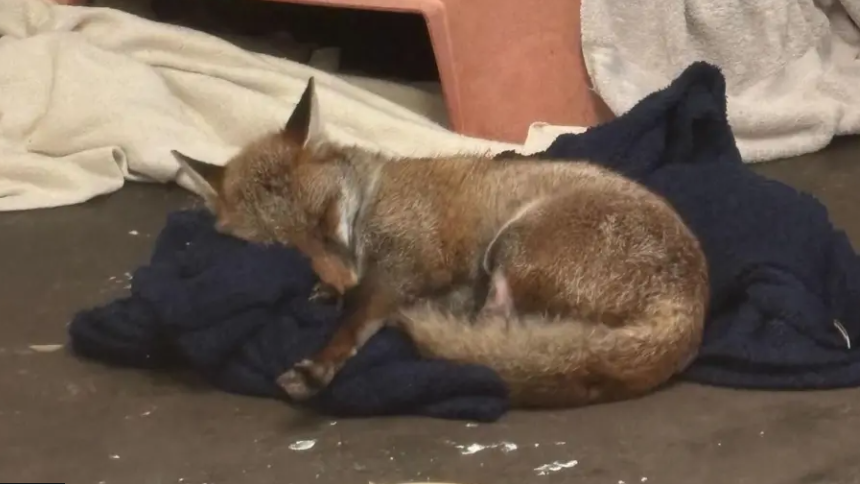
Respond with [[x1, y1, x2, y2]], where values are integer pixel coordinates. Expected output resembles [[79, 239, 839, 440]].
[[69, 62, 860, 422]]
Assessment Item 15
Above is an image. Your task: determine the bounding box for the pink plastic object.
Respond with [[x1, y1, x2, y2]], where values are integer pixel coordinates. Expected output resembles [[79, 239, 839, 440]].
[[53, 0, 612, 143], [270, 0, 611, 143]]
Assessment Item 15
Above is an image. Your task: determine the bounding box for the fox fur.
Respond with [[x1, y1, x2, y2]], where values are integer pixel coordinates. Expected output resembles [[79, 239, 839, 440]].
[[173, 78, 709, 408]]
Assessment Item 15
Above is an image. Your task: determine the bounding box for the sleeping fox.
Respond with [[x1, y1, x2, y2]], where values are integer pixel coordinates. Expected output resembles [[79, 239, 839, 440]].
[[173, 78, 708, 408]]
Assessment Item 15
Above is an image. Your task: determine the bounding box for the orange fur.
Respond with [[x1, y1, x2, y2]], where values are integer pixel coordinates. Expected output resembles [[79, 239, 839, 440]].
[[174, 78, 709, 408]]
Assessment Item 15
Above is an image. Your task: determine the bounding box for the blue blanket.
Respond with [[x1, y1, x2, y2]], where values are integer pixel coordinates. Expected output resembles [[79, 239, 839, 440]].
[[69, 62, 860, 422]]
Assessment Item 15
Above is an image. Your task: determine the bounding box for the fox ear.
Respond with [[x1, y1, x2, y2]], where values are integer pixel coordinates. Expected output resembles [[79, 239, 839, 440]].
[[172, 150, 225, 198], [283, 77, 322, 147]]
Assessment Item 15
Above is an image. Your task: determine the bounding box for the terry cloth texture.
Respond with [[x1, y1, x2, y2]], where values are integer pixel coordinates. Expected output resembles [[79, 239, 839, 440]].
[[580, 0, 860, 163]]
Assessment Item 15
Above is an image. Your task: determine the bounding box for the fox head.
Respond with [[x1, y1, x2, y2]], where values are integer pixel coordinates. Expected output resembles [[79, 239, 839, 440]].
[[173, 78, 359, 293]]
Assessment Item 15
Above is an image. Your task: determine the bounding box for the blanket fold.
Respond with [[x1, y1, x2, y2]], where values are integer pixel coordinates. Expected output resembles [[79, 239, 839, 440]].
[[69, 62, 860, 421], [0, 0, 515, 212]]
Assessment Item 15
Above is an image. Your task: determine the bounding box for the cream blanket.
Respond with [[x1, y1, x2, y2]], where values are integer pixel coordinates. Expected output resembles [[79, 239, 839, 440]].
[[0, 0, 521, 211], [581, 0, 860, 163]]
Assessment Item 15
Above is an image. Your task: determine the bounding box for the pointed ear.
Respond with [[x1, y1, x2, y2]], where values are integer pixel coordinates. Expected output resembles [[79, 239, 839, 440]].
[[282, 77, 322, 146], [172, 150, 225, 198]]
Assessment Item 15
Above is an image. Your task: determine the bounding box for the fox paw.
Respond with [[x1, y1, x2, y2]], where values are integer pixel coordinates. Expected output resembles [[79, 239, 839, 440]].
[[277, 359, 336, 401], [308, 282, 343, 307]]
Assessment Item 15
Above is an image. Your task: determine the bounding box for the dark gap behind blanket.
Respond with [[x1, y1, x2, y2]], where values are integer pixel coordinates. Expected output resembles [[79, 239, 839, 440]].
[[151, 0, 440, 82]]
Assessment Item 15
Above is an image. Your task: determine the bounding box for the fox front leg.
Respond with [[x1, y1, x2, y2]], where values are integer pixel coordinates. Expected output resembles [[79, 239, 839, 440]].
[[279, 272, 399, 401]]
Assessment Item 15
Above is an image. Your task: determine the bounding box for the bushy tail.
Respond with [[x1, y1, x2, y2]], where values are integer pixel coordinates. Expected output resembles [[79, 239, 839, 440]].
[[396, 299, 703, 408]]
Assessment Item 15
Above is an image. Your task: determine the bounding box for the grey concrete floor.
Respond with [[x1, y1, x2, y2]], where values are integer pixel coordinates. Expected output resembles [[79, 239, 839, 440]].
[[2, 137, 860, 484]]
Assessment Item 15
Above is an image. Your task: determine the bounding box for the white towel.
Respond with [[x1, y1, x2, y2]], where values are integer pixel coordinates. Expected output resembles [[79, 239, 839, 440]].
[[0, 0, 519, 211], [581, 0, 860, 163]]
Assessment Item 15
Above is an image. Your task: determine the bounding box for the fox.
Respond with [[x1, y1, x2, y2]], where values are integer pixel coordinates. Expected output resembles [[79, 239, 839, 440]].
[[172, 77, 709, 408]]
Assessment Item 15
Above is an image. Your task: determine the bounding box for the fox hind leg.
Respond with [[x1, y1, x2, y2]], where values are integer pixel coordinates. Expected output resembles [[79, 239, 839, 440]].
[[477, 269, 515, 320]]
